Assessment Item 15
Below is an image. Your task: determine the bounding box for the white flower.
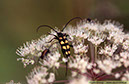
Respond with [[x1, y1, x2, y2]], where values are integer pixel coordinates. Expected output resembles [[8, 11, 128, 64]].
[[88, 32, 106, 45], [121, 71, 129, 81], [26, 66, 55, 84], [6, 80, 21, 84], [99, 44, 117, 56], [67, 75, 90, 84], [41, 51, 61, 68], [123, 40, 129, 50], [48, 73, 55, 82], [16, 19, 129, 82], [17, 58, 35, 67], [69, 55, 89, 73], [93, 68, 100, 74], [62, 57, 68, 63], [115, 73, 121, 79], [87, 63, 93, 70], [71, 71, 78, 77], [73, 44, 88, 54], [16, 35, 59, 67], [97, 58, 120, 75], [120, 52, 129, 67]]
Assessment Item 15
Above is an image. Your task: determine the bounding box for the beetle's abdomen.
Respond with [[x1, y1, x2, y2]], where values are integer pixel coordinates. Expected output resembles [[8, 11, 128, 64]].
[[59, 36, 70, 58]]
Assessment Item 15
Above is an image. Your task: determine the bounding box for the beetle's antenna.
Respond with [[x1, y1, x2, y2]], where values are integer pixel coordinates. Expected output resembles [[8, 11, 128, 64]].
[[37, 25, 58, 33], [61, 17, 82, 31]]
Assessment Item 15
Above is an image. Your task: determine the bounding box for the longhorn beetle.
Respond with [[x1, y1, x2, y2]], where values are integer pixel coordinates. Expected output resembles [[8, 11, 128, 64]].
[[37, 17, 82, 75]]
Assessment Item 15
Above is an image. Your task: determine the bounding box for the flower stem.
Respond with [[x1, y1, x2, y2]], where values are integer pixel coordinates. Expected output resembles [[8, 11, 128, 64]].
[[89, 42, 95, 63], [96, 74, 114, 81], [95, 45, 98, 62], [60, 64, 92, 78], [45, 80, 69, 84], [53, 80, 69, 84]]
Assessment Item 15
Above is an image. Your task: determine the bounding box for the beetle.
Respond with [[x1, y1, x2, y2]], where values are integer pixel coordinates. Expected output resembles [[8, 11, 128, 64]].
[[37, 17, 82, 75], [38, 48, 50, 61], [37, 42, 58, 62]]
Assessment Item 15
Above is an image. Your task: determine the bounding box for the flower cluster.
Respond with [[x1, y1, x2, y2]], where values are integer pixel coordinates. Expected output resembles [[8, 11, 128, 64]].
[[67, 75, 89, 84], [6, 80, 21, 84], [16, 19, 129, 84], [26, 66, 55, 84], [121, 70, 129, 81]]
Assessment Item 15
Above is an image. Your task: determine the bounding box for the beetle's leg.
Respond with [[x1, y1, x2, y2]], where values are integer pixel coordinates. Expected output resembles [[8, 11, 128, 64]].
[[46, 33, 58, 43], [63, 33, 69, 37], [46, 37, 56, 43], [65, 61, 68, 76], [48, 33, 58, 39], [69, 44, 73, 47], [65, 33, 73, 41], [48, 33, 57, 37]]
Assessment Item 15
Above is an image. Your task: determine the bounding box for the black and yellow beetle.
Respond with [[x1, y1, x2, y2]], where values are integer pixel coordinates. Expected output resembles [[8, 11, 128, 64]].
[[37, 17, 82, 75]]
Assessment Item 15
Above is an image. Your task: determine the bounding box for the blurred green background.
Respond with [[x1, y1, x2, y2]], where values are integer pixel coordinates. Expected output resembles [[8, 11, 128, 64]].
[[0, 0, 129, 83]]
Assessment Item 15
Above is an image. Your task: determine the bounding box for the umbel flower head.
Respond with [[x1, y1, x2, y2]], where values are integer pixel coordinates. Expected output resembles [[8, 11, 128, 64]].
[[6, 80, 21, 84], [16, 19, 129, 84]]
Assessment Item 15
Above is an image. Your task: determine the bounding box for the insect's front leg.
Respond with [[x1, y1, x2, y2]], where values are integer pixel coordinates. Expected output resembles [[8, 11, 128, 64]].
[[46, 37, 57, 43], [46, 33, 58, 43], [69, 44, 73, 47], [63, 33, 69, 37]]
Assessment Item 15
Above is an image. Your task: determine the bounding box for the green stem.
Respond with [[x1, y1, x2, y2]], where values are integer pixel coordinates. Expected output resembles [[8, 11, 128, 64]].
[[95, 45, 98, 62], [44, 80, 69, 84], [53, 80, 69, 84]]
